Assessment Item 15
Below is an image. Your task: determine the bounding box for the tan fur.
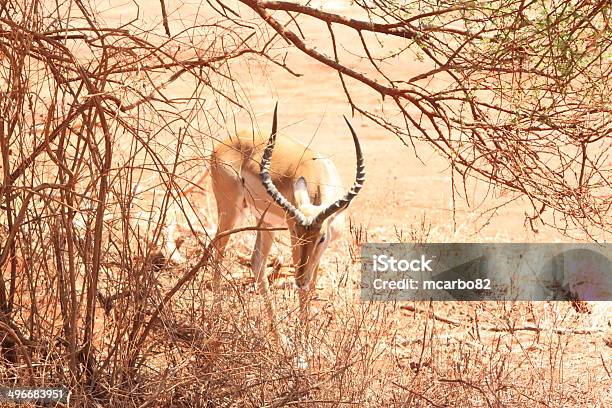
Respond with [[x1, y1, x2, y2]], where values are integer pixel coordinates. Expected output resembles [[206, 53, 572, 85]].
[[166, 127, 352, 346], [209, 131, 347, 338]]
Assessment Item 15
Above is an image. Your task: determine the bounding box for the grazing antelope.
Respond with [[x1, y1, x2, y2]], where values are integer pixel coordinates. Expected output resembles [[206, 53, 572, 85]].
[[174, 104, 365, 335]]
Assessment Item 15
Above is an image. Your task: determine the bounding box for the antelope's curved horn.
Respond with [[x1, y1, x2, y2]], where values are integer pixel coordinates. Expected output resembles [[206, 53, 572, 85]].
[[313, 116, 365, 225], [260, 104, 311, 226]]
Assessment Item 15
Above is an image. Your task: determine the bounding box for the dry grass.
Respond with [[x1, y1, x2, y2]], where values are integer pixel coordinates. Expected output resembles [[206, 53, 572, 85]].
[[143, 190, 612, 407], [2, 173, 610, 406]]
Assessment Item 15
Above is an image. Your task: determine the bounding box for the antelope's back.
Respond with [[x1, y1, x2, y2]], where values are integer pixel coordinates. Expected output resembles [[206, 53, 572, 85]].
[[211, 132, 339, 203]]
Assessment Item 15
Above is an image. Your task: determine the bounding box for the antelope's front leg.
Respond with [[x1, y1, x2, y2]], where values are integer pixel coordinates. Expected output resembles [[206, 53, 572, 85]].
[[295, 267, 318, 370], [289, 234, 312, 329], [298, 286, 312, 328], [251, 226, 280, 342]]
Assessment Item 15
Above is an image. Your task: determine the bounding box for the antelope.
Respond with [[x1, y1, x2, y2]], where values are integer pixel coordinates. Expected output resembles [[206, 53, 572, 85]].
[[173, 104, 365, 336]]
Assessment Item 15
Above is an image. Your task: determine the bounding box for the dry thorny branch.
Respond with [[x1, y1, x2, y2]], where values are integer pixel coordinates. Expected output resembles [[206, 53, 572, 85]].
[[235, 0, 611, 238], [0, 0, 271, 402]]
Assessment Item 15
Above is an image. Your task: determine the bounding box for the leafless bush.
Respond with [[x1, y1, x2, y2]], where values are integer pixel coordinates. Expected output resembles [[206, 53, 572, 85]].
[[0, 0, 258, 403], [235, 0, 611, 238]]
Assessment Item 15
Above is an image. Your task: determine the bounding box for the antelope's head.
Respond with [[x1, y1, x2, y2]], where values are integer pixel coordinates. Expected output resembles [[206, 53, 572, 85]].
[[260, 105, 365, 289]]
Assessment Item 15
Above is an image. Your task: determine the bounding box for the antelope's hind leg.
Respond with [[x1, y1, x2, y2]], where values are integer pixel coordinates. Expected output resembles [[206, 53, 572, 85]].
[[209, 163, 245, 290], [251, 226, 275, 294]]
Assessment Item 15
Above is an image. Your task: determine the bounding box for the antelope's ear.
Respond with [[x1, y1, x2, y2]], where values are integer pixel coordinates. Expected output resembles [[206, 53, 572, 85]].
[[293, 177, 311, 207]]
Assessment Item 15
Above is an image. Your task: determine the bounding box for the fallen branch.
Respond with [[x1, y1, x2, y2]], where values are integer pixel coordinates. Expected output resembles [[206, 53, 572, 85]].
[[481, 324, 605, 335], [401, 304, 461, 326], [401, 305, 606, 335]]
